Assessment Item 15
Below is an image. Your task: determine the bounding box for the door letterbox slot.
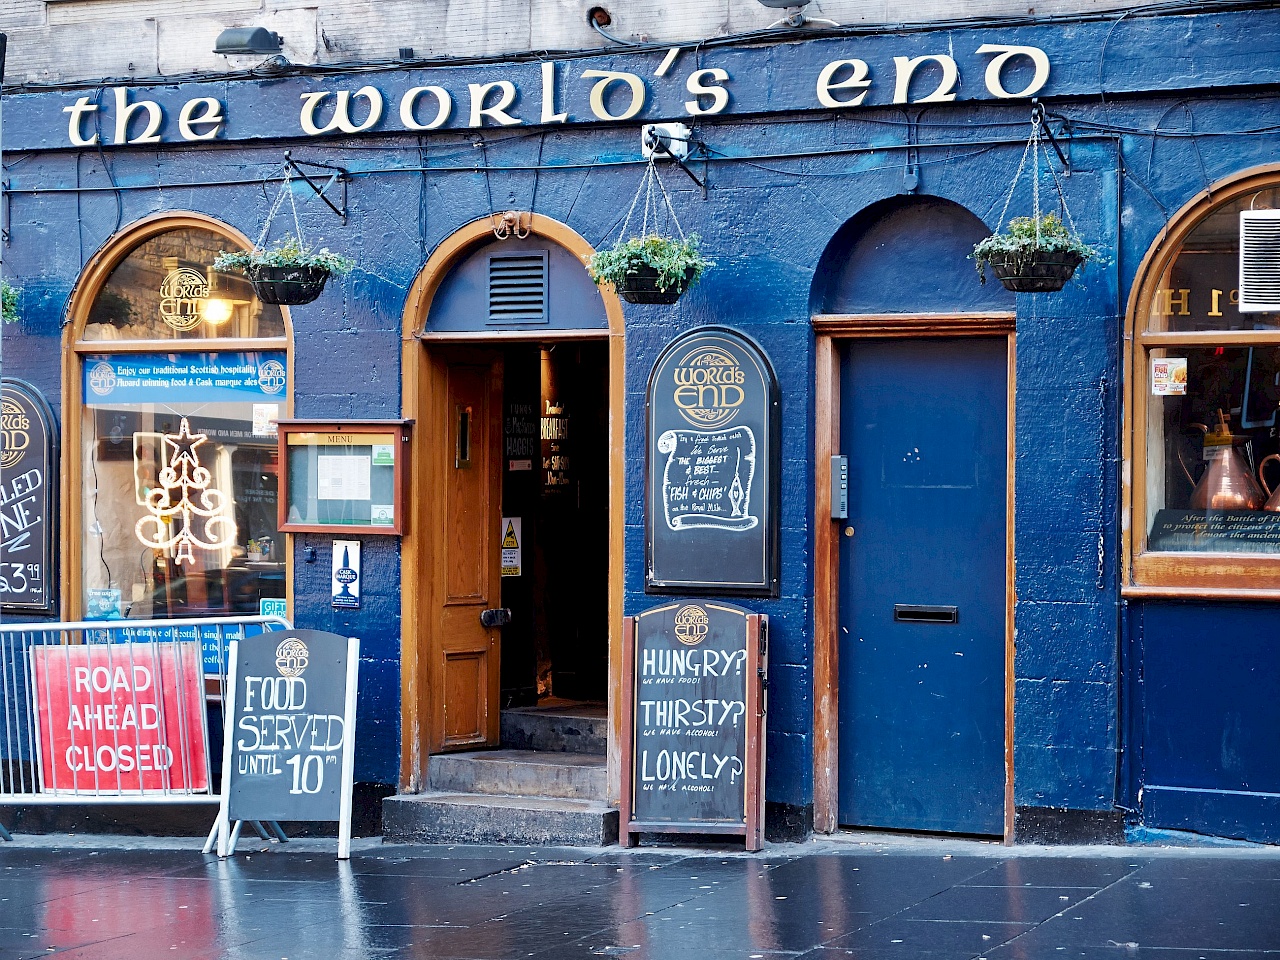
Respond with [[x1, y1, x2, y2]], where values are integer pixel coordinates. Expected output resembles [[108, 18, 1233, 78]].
[[893, 604, 958, 624]]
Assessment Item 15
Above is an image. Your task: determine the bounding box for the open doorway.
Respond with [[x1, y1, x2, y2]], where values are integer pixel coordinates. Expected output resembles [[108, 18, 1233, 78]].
[[498, 340, 610, 708]]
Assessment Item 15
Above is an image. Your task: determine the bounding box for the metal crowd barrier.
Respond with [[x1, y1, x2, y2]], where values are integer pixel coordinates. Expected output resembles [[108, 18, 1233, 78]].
[[0, 615, 290, 846]]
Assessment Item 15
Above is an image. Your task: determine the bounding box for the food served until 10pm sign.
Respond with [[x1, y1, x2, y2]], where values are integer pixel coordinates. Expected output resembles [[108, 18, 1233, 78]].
[[218, 629, 360, 858]]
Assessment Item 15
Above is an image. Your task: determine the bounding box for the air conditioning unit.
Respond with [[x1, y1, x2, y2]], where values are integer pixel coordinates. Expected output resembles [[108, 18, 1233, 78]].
[[1239, 210, 1280, 312]]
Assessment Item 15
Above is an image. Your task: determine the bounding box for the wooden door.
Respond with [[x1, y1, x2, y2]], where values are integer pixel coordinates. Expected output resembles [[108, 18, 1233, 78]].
[[837, 337, 1007, 835], [429, 353, 503, 753]]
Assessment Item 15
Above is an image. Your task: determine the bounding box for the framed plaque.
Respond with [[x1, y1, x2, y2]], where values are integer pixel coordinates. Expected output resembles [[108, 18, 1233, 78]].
[[646, 327, 779, 595], [278, 420, 411, 535], [1, 379, 59, 613]]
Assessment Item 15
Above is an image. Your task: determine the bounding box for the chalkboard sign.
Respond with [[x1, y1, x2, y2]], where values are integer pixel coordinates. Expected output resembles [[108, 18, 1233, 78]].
[[646, 328, 779, 595], [217, 629, 359, 858], [1, 379, 58, 613], [620, 601, 767, 850]]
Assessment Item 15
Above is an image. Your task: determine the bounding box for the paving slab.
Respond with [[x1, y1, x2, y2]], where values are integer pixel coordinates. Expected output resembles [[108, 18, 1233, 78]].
[[1, 834, 1278, 959]]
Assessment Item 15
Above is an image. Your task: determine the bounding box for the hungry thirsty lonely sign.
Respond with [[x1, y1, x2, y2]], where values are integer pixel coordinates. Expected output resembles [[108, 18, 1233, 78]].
[[621, 601, 767, 850], [218, 629, 360, 858], [1, 379, 58, 613], [647, 328, 779, 595]]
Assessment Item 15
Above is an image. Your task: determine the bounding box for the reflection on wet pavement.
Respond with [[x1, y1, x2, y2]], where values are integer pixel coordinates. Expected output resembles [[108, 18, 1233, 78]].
[[1, 841, 1278, 959]]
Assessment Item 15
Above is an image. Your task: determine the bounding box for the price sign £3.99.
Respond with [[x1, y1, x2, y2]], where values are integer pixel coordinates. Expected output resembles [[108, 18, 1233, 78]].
[[217, 629, 360, 858]]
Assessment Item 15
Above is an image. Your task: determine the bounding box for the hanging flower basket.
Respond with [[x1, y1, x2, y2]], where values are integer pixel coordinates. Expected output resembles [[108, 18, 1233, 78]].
[[589, 235, 712, 306], [972, 214, 1097, 294], [213, 237, 354, 307], [616, 265, 699, 305], [244, 264, 332, 305], [588, 158, 713, 306], [986, 250, 1084, 293], [974, 107, 1098, 294]]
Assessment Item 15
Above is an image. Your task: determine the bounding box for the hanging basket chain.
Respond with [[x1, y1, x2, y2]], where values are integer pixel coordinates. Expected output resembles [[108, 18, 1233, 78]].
[[618, 156, 687, 244], [254, 164, 308, 253], [994, 107, 1079, 241]]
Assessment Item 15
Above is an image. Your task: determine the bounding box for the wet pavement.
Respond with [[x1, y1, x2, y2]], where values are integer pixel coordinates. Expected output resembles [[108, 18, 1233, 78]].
[[1, 834, 1279, 959]]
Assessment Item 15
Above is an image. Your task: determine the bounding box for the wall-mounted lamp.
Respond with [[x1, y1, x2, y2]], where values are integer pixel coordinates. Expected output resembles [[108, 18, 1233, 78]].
[[757, 0, 810, 7], [213, 27, 283, 56]]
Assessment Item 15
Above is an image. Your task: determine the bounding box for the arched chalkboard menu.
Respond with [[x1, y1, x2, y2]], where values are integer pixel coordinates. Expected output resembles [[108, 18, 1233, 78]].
[[646, 327, 779, 595], [1, 379, 58, 614]]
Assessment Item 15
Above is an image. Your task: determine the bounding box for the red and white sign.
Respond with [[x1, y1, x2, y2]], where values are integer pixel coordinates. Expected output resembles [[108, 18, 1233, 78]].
[[31, 642, 210, 794]]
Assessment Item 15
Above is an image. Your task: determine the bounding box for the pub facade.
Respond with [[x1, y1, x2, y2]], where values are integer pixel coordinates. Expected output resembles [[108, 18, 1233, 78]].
[[3, 3, 1280, 845]]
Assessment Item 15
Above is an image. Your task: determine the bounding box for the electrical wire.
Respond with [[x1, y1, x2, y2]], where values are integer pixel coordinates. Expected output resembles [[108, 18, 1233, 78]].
[[4, 0, 1275, 95]]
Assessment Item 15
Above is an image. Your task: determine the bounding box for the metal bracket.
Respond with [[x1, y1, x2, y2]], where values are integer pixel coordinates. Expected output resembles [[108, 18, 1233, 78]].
[[642, 123, 707, 196], [283, 151, 350, 223], [1031, 100, 1071, 177]]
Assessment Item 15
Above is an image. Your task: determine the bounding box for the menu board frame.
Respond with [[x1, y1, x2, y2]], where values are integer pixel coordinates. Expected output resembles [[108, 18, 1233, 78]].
[[277, 419, 411, 535], [1, 378, 59, 614], [619, 601, 768, 851], [645, 327, 780, 596]]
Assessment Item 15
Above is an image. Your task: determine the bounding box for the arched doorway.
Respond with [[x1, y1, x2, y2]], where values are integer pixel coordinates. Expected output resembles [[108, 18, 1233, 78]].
[[810, 196, 1016, 837], [398, 216, 626, 820], [61, 213, 294, 622]]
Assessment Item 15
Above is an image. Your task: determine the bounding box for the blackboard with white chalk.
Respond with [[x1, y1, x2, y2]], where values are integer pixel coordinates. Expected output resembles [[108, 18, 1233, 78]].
[[621, 601, 767, 850]]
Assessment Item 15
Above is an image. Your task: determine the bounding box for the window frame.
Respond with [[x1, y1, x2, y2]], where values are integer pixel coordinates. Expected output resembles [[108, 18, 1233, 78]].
[[62, 212, 294, 619], [1124, 164, 1280, 597]]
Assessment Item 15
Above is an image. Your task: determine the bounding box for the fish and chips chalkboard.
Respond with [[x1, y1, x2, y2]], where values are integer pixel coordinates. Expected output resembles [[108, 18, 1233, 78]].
[[620, 601, 767, 850], [217, 629, 359, 859], [646, 328, 779, 595], [1, 379, 58, 613]]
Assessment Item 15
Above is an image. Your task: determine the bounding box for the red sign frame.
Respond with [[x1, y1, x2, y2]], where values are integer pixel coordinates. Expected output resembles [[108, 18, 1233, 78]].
[[31, 642, 210, 794]]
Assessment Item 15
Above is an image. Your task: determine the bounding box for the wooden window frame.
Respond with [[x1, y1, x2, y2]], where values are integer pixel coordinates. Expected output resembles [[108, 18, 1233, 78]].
[[62, 212, 295, 620], [1124, 164, 1280, 598]]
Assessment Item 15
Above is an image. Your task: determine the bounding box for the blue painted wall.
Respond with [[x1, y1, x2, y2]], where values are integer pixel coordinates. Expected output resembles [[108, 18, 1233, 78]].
[[4, 6, 1280, 820]]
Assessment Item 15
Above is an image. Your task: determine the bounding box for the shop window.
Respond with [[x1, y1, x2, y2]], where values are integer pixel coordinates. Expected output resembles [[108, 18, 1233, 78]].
[[1129, 180, 1280, 589], [74, 221, 290, 619]]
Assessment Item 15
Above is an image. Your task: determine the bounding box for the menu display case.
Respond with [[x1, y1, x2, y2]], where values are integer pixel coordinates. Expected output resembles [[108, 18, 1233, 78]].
[[277, 420, 411, 535]]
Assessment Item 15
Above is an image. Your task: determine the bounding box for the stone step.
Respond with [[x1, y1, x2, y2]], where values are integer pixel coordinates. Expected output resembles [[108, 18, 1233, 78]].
[[383, 792, 618, 846], [500, 703, 607, 755], [427, 749, 606, 801]]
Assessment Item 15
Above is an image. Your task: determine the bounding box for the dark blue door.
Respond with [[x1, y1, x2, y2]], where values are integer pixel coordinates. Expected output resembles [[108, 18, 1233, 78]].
[[838, 338, 1007, 835]]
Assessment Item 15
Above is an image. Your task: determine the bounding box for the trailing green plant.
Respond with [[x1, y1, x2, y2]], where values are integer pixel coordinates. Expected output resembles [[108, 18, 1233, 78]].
[[588, 234, 713, 293], [213, 236, 355, 275], [971, 212, 1098, 284], [2, 279, 19, 324]]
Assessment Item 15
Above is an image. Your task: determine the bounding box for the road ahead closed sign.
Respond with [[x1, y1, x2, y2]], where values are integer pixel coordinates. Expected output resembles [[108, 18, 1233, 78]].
[[219, 629, 359, 856]]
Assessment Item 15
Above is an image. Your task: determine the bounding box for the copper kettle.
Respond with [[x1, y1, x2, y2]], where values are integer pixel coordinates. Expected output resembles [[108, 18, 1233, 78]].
[[1182, 411, 1264, 511], [1258, 454, 1280, 512]]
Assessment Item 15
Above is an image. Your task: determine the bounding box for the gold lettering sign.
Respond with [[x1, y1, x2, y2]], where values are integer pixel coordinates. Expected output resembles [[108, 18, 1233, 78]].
[[158, 267, 210, 331], [672, 346, 747, 428]]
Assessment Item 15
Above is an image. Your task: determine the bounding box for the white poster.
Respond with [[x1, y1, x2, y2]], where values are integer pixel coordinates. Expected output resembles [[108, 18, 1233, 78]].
[[317, 455, 371, 501], [252, 403, 280, 437]]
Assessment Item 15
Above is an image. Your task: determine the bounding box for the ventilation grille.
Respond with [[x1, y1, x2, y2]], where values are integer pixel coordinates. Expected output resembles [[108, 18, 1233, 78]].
[[1240, 210, 1280, 313], [488, 252, 549, 324]]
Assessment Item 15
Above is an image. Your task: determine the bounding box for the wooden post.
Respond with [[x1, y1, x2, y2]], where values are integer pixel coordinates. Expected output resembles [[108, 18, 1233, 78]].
[[618, 616, 636, 847]]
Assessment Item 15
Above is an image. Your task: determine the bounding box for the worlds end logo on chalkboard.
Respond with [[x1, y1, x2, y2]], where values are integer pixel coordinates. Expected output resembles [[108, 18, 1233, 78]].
[[674, 605, 709, 646], [672, 346, 746, 428], [275, 637, 310, 678]]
